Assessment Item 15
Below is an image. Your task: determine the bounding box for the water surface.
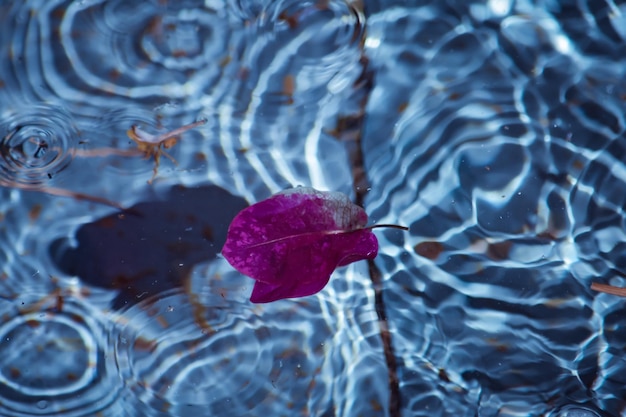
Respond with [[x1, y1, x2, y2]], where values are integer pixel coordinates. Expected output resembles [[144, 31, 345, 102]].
[[0, 0, 625, 416]]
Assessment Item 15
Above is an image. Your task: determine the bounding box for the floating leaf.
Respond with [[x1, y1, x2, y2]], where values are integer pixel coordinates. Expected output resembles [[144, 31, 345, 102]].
[[222, 187, 406, 303]]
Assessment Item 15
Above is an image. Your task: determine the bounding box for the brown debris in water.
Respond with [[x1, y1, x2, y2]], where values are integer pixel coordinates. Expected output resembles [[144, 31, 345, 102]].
[[591, 282, 626, 297], [127, 119, 207, 183]]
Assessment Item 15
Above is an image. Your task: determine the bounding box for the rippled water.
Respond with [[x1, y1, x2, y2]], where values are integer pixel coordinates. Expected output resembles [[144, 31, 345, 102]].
[[0, 0, 625, 416]]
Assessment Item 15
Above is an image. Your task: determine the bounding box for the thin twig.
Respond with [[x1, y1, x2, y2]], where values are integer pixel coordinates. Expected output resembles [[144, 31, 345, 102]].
[[591, 282, 626, 297], [0, 181, 125, 211]]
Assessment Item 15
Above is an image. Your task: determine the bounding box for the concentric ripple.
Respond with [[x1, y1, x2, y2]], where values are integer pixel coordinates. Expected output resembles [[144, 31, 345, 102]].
[[0, 105, 77, 186], [0, 290, 122, 416], [0, 0, 368, 203], [60, 0, 238, 109], [0, 1, 244, 116], [2, 1, 625, 417], [114, 260, 389, 417], [243, 0, 365, 106]]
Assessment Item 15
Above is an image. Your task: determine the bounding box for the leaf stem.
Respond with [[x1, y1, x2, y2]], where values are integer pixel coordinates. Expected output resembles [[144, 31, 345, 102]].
[[365, 224, 409, 231]]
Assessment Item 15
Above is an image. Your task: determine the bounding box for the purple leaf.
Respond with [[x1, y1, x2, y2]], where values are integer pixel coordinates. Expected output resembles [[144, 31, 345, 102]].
[[222, 187, 378, 303]]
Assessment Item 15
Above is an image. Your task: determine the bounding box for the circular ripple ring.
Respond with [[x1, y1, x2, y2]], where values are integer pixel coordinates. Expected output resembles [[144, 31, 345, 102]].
[[0, 104, 77, 186], [0, 292, 121, 416]]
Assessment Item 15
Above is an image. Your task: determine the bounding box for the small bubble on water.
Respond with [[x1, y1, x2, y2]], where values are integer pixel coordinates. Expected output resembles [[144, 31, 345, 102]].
[[36, 400, 48, 409], [559, 408, 599, 417]]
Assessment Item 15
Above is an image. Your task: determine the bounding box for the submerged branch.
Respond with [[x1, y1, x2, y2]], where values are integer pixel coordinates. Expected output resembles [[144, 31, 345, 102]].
[[334, 24, 402, 416], [0, 181, 125, 211]]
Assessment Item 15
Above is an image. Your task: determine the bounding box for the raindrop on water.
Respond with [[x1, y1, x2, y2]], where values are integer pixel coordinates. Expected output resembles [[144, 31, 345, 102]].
[[0, 105, 77, 186], [557, 407, 600, 417]]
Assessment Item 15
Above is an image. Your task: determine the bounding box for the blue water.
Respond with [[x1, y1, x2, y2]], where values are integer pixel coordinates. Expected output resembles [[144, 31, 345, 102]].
[[0, 0, 625, 416]]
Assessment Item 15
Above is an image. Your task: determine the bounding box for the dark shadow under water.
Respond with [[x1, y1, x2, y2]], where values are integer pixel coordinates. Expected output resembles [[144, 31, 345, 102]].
[[50, 184, 248, 309]]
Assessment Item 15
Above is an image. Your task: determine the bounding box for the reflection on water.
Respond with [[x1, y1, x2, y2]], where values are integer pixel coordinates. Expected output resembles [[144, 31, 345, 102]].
[[0, 0, 625, 416], [364, 2, 626, 416], [113, 262, 387, 416]]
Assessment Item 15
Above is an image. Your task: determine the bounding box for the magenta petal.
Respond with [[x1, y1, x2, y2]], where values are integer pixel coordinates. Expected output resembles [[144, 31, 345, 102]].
[[337, 232, 378, 266], [248, 232, 378, 303], [222, 187, 380, 303], [250, 275, 330, 303]]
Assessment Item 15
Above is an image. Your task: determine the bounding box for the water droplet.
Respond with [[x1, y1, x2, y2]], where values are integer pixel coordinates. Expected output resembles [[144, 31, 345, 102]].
[[0, 105, 77, 186], [36, 400, 48, 409], [557, 406, 600, 417]]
